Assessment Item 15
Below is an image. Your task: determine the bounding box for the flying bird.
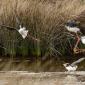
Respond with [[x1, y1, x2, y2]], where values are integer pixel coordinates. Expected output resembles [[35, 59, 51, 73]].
[[0, 24, 40, 41], [65, 20, 85, 54], [0, 24, 28, 39], [63, 57, 85, 71]]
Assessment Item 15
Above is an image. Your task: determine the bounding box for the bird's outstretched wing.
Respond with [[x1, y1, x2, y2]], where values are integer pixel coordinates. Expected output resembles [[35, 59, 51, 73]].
[[0, 24, 17, 31], [71, 57, 85, 66]]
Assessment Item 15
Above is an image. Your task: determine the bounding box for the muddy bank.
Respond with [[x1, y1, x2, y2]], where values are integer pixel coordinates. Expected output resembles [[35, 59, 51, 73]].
[[0, 71, 85, 85]]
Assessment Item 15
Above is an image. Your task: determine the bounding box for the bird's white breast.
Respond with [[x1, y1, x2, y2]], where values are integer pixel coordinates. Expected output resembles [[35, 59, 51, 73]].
[[65, 26, 80, 33], [65, 65, 77, 71]]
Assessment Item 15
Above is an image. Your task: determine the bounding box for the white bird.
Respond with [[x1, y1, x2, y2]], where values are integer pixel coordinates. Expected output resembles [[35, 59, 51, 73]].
[[65, 20, 85, 54], [0, 24, 28, 39], [0, 24, 40, 41], [63, 57, 85, 71]]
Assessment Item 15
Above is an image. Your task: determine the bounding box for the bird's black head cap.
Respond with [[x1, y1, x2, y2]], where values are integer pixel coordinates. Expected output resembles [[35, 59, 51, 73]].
[[66, 20, 77, 27]]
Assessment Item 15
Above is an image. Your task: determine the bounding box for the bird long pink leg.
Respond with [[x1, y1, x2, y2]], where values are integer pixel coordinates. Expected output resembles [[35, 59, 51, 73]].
[[73, 33, 80, 54], [73, 33, 85, 54]]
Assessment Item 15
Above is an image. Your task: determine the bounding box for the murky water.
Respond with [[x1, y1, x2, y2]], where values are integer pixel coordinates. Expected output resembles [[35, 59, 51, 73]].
[[0, 71, 85, 85]]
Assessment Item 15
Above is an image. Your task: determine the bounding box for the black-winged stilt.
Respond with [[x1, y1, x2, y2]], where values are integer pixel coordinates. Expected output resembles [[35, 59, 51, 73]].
[[63, 57, 85, 71], [0, 24, 40, 41], [0, 24, 28, 39], [65, 20, 85, 54]]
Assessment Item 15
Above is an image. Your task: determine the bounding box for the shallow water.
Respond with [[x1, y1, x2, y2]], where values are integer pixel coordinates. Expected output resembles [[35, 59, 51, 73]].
[[0, 71, 85, 85]]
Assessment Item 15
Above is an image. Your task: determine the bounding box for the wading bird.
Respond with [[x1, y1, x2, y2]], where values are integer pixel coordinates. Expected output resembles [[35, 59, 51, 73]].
[[65, 20, 85, 54], [63, 57, 85, 71], [0, 24, 40, 41]]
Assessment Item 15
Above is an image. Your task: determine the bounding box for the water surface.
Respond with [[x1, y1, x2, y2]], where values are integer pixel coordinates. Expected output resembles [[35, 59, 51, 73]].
[[0, 71, 85, 85]]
